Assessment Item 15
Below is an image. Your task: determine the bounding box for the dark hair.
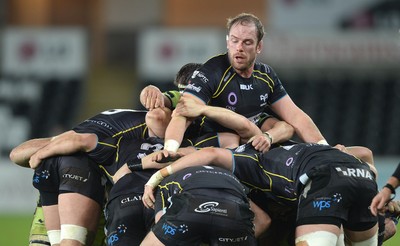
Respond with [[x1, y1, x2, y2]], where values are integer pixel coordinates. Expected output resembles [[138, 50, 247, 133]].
[[226, 13, 265, 43], [174, 63, 202, 88]]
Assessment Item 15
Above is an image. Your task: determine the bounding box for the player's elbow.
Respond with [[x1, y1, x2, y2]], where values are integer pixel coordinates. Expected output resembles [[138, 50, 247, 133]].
[[9, 148, 25, 167], [358, 147, 374, 164], [79, 133, 98, 152], [9, 148, 18, 163]]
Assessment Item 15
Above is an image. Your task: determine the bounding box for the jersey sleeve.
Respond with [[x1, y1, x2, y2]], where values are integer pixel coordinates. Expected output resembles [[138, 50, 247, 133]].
[[183, 63, 218, 104], [266, 65, 288, 105]]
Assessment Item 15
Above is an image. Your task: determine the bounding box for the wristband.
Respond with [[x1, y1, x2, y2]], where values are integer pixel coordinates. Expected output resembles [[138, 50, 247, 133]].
[[384, 183, 396, 201], [127, 160, 143, 172], [263, 132, 273, 144], [384, 183, 396, 194], [145, 170, 164, 188], [164, 139, 180, 152], [317, 139, 329, 145]]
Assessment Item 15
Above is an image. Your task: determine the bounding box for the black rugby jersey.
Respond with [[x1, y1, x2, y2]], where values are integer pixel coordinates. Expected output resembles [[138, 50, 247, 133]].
[[104, 137, 164, 199], [72, 109, 149, 165], [184, 53, 287, 131], [73, 109, 148, 139], [103, 137, 164, 178], [233, 143, 369, 207], [100, 133, 221, 185], [156, 166, 248, 209]]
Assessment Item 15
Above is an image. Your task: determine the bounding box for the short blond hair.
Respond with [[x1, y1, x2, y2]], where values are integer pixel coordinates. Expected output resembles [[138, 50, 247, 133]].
[[227, 13, 265, 43]]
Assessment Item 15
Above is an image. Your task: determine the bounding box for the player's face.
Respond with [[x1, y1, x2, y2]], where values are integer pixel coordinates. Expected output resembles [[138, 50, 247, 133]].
[[227, 23, 262, 77]]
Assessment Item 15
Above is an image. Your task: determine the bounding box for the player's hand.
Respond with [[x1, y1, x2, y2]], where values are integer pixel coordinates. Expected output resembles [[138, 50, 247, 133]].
[[174, 94, 205, 117], [334, 144, 348, 154], [152, 150, 182, 163], [143, 185, 155, 209], [140, 85, 165, 110], [370, 189, 392, 216], [387, 200, 400, 215], [247, 133, 272, 153], [29, 153, 43, 169]]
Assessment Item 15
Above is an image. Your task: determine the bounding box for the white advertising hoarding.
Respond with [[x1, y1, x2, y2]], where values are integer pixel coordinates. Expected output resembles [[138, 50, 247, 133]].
[[1, 28, 87, 78], [262, 31, 400, 68], [138, 28, 225, 81]]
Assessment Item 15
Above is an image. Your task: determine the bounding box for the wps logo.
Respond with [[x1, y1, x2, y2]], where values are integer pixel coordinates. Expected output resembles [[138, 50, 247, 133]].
[[313, 199, 331, 211], [33, 170, 50, 183], [162, 223, 177, 235], [313, 193, 342, 211], [107, 224, 127, 246]]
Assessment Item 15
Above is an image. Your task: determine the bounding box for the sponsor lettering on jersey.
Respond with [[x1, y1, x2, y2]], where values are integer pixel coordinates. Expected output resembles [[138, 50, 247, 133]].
[[84, 119, 113, 130], [240, 84, 253, 90], [226, 105, 237, 111], [194, 201, 228, 216], [312, 193, 342, 211], [162, 223, 177, 235], [192, 71, 209, 83], [219, 236, 248, 243], [107, 224, 127, 246], [335, 167, 374, 180], [121, 195, 142, 204], [186, 84, 202, 93], [62, 173, 88, 182]]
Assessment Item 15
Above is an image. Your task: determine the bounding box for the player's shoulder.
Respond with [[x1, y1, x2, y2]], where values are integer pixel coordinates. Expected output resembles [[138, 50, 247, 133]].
[[203, 53, 230, 69], [253, 62, 275, 75]]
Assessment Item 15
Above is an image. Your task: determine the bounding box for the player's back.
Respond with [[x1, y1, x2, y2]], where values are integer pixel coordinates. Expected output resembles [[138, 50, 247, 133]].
[[73, 109, 149, 140], [72, 109, 149, 165]]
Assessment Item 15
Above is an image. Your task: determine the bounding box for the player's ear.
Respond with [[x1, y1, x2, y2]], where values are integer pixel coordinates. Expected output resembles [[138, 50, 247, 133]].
[[256, 40, 263, 54]]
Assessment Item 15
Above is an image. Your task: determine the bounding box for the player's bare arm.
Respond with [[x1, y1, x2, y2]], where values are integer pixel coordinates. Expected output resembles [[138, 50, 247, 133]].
[[270, 95, 327, 144], [163, 93, 203, 152], [9, 137, 51, 168], [29, 130, 98, 169]]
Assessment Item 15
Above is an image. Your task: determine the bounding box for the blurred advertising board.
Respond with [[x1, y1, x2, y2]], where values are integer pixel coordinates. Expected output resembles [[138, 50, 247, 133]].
[[262, 31, 400, 69], [1, 28, 87, 78], [137, 28, 225, 82]]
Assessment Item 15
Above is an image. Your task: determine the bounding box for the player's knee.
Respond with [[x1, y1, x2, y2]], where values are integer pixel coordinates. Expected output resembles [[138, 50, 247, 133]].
[[348, 231, 378, 246], [295, 231, 338, 246], [60, 224, 89, 245], [384, 218, 397, 241], [47, 229, 61, 246]]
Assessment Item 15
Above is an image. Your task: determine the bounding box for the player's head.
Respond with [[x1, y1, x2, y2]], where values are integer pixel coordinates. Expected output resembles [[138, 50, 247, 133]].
[[226, 13, 264, 74], [174, 63, 202, 92], [226, 13, 265, 44]]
